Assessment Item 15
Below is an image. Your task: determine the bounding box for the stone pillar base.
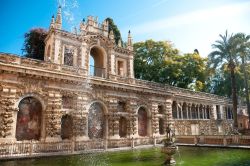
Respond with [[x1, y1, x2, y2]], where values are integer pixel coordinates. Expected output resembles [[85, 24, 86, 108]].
[[0, 138, 16, 143], [109, 134, 120, 139], [75, 136, 89, 141], [45, 136, 62, 142]]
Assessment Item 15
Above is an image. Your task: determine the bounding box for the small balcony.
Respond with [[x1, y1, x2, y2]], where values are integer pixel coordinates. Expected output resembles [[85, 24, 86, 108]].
[[89, 65, 106, 78]]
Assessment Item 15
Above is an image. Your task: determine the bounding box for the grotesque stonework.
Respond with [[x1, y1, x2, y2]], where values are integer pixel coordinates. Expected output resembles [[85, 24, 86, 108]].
[[0, 7, 233, 146]]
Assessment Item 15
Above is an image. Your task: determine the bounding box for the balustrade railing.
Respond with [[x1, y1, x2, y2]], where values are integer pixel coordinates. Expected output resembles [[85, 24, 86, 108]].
[[89, 65, 106, 78], [1, 136, 250, 159]]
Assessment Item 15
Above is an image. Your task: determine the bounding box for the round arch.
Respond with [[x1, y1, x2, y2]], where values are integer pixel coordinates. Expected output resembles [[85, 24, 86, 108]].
[[87, 101, 108, 139], [89, 45, 107, 77], [61, 114, 73, 140], [15, 93, 46, 111], [137, 106, 151, 137], [16, 96, 43, 141], [119, 116, 128, 138]]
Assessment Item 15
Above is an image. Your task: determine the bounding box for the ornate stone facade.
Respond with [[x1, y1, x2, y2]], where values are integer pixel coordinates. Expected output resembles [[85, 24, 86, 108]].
[[0, 7, 233, 144]]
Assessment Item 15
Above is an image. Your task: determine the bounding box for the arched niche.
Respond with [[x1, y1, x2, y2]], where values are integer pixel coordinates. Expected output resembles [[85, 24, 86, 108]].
[[158, 105, 164, 114], [61, 114, 73, 140], [16, 97, 42, 141], [89, 46, 106, 77], [159, 118, 165, 135], [88, 102, 106, 139], [119, 117, 127, 138], [138, 107, 150, 137]]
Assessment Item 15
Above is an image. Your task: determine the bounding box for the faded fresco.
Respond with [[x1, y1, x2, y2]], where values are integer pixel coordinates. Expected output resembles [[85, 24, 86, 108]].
[[61, 115, 73, 139], [88, 103, 105, 139], [138, 108, 147, 136], [16, 97, 42, 141]]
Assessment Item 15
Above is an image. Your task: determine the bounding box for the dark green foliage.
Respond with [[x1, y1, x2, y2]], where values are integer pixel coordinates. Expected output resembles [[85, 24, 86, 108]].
[[208, 31, 239, 128], [105, 18, 122, 45], [134, 40, 207, 91], [22, 28, 47, 60]]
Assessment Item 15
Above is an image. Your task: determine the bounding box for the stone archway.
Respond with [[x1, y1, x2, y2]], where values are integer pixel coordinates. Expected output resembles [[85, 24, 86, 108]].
[[119, 117, 127, 138], [89, 46, 106, 77], [88, 102, 106, 139], [16, 97, 42, 141], [138, 107, 148, 137], [61, 114, 73, 140]]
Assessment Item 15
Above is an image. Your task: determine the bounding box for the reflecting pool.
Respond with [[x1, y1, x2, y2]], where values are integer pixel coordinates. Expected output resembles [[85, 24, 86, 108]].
[[1, 146, 250, 166]]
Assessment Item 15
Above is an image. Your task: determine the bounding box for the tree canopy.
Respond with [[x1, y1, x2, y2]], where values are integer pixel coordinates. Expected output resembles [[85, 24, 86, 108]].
[[134, 39, 207, 91], [22, 28, 47, 60], [105, 17, 122, 45]]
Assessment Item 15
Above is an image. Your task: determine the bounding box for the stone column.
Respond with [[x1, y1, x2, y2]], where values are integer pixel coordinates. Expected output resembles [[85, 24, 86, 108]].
[[220, 105, 225, 120], [45, 91, 62, 142], [210, 105, 218, 135], [110, 50, 116, 75], [0, 87, 17, 142], [108, 98, 119, 139], [54, 39, 61, 64], [128, 100, 138, 138], [74, 94, 88, 141], [188, 103, 192, 119], [80, 43, 87, 70], [196, 104, 200, 119], [165, 99, 173, 128], [180, 102, 183, 119], [151, 103, 159, 137], [128, 56, 134, 79]]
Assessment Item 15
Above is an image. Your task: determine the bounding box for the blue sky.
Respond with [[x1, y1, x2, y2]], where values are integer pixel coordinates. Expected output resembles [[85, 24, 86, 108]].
[[0, 0, 249, 56]]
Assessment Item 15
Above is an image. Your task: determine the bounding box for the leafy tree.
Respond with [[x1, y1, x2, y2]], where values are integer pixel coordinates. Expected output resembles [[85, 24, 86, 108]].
[[162, 52, 207, 90], [208, 31, 239, 129], [134, 40, 179, 82], [105, 18, 122, 45], [134, 40, 207, 91], [207, 64, 245, 98], [232, 33, 250, 122], [22, 28, 47, 60]]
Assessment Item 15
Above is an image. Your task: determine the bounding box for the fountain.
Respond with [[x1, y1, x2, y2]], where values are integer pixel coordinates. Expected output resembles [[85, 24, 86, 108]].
[[161, 124, 177, 166]]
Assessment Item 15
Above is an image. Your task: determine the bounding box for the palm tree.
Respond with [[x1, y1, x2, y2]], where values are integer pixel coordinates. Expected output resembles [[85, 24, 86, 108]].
[[233, 33, 250, 124], [208, 31, 239, 129]]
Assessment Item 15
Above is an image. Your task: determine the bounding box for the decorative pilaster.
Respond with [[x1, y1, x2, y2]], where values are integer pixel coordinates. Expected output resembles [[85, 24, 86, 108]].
[[45, 92, 62, 142], [0, 87, 17, 141], [108, 98, 119, 139], [74, 94, 88, 141], [127, 100, 137, 138], [165, 99, 173, 128], [209, 105, 218, 135], [151, 103, 159, 136]]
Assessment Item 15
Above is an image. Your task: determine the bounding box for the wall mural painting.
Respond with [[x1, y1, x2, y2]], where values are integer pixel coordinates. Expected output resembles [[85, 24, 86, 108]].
[[88, 103, 105, 139], [138, 107, 147, 137], [16, 97, 42, 141], [119, 117, 127, 137]]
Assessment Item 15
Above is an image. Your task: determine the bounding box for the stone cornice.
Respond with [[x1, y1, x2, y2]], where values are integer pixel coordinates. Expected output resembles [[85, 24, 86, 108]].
[[0, 53, 230, 104]]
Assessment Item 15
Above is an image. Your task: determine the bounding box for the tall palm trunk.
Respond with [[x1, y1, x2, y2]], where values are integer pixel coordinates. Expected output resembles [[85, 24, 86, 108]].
[[242, 56, 250, 126], [229, 61, 238, 128]]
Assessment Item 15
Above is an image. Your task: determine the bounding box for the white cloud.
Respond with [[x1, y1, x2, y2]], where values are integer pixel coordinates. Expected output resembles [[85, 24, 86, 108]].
[[127, 1, 250, 35]]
